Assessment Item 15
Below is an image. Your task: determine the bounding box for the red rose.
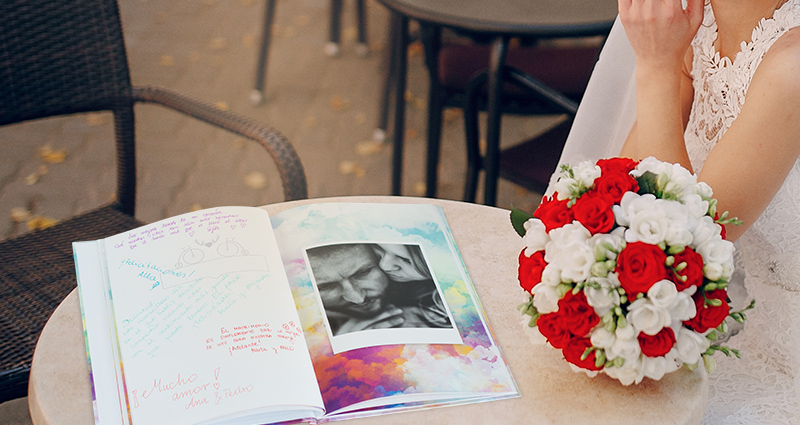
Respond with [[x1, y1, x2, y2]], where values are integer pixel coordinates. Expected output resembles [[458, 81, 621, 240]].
[[563, 337, 603, 371], [533, 196, 573, 232], [537, 313, 573, 349], [593, 171, 639, 205], [670, 247, 705, 291], [519, 249, 547, 292], [556, 290, 600, 337], [571, 191, 616, 235], [615, 242, 669, 298], [684, 290, 730, 333], [637, 327, 676, 357], [596, 157, 638, 174]]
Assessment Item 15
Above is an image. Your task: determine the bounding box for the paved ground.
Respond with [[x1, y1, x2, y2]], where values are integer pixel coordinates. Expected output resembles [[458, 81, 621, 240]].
[[0, 0, 556, 421]]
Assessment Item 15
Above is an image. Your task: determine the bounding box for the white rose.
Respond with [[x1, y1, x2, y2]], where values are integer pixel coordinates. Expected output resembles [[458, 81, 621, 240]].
[[589, 232, 626, 261], [613, 192, 653, 227], [627, 298, 671, 335], [590, 327, 616, 349], [631, 156, 667, 177], [660, 200, 695, 247], [548, 221, 592, 246], [641, 355, 669, 381], [647, 279, 678, 309], [694, 181, 714, 200], [604, 356, 644, 386], [668, 291, 697, 322], [626, 207, 669, 244], [703, 262, 724, 281], [690, 216, 723, 248], [554, 177, 580, 201], [585, 277, 621, 316], [522, 218, 549, 255], [675, 328, 710, 365], [608, 335, 641, 362], [540, 263, 562, 287], [697, 238, 735, 265], [531, 283, 560, 314], [682, 193, 710, 220], [615, 321, 637, 340], [572, 161, 602, 189], [556, 242, 595, 283]]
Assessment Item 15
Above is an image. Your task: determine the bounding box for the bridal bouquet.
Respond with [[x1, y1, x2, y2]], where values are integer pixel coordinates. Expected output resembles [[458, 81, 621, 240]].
[[514, 157, 751, 385]]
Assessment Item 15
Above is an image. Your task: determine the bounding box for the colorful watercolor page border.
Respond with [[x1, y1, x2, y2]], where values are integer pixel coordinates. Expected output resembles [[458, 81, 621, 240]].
[[270, 203, 518, 415]]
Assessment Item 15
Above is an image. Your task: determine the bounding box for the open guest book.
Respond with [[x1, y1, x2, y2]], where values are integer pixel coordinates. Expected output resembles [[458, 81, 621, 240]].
[[73, 203, 519, 425]]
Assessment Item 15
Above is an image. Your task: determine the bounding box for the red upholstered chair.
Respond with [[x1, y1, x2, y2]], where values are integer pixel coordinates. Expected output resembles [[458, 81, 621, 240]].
[[448, 41, 604, 201]]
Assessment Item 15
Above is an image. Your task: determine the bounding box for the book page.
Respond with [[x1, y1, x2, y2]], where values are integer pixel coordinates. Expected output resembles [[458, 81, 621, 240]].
[[270, 203, 518, 417], [80, 207, 323, 425]]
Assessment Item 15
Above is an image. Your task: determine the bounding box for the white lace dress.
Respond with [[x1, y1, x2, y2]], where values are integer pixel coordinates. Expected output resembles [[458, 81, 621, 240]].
[[684, 1, 800, 423]]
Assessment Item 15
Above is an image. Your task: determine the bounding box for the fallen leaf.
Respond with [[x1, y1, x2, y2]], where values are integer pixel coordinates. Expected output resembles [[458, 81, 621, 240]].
[[10, 207, 31, 223], [190, 203, 203, 212], [215, 101, 229, 111], [443, 108, 463, 122], [413, 98, 427, 111], [242, 34, 256, 47], [355, 141, 383, 156], [244, 171, 267, 189], [413, 182, 426, 196], [404, 90, 413, 102], [209, 37, 227, 51], [25, 172, 39, 185], [339, 161, 366, 178], [38, 145, 67, 164], [27, 215, 58, 231], [159, 55, 175, 67], [407, 41, 423, 58], [405, 129, 418, 140], [38, 165, 49, 175], [294, 15, 310, 27], [343, 26, 358, 42], [369, 41, 385, 53], [85, 113, 108, 126], [330, 95, 351, 111]]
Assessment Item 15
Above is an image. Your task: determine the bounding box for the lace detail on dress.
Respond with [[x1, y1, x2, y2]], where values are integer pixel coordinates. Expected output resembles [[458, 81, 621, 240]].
[[682, 2, 800, 424]]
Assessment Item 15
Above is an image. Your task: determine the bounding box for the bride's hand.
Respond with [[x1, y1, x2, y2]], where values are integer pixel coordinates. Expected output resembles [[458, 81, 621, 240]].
[[618, 0, 704, 71]]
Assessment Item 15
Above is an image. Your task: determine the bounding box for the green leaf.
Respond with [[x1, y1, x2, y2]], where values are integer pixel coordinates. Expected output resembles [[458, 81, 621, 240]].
[[636, 171, 659, 195], [510, 207, 534, 237]]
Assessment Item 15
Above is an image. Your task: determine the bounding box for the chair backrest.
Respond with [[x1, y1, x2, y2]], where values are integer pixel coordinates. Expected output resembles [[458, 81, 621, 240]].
[[0, 0, 137, 213]]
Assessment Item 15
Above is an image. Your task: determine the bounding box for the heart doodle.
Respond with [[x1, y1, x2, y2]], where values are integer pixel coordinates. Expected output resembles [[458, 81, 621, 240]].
[[213, 382, 220, 390]]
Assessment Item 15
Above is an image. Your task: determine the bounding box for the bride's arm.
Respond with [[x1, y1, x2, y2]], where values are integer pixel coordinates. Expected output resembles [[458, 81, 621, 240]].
[[617, 0, 703, 168], [697, 30, 800, 241]]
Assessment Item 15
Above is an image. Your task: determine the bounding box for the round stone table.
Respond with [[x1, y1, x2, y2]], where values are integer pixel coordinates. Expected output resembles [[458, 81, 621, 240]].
[[29, 196, 708, 425]]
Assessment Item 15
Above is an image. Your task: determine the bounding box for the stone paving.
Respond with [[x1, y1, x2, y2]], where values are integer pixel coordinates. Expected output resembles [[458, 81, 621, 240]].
[[0, 0, 555, 421]]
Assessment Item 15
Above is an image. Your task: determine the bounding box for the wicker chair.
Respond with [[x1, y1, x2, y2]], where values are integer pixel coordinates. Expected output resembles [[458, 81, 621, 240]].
[[0, 0, 307, 402]]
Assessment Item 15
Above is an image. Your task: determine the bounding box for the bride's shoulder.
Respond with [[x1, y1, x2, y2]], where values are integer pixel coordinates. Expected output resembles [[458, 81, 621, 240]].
[[755, 28, 800, 90]]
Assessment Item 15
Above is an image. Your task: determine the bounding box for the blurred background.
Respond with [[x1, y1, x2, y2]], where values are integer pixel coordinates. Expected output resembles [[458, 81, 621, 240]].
[[0, 0, 553, 242]]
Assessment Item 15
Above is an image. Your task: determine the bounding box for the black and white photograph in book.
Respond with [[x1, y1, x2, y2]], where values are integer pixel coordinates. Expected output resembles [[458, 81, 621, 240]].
[[305, 242, 461, 352]]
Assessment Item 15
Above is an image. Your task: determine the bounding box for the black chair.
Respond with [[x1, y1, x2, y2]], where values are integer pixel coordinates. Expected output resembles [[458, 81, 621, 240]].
[[251, 0, 369, 105], [457, 41, 603, 202], [0, 0, 307, 402], [377, 19, 607, 204]]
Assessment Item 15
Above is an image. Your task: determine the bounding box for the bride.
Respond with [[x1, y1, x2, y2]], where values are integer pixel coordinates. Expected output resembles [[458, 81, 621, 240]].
[[555, 0, 800, 422]]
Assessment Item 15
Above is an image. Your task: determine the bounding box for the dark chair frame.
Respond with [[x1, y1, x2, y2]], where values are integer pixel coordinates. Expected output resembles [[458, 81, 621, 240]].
[[0, 0, 307, 402], [251, 0, 369, 105]]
